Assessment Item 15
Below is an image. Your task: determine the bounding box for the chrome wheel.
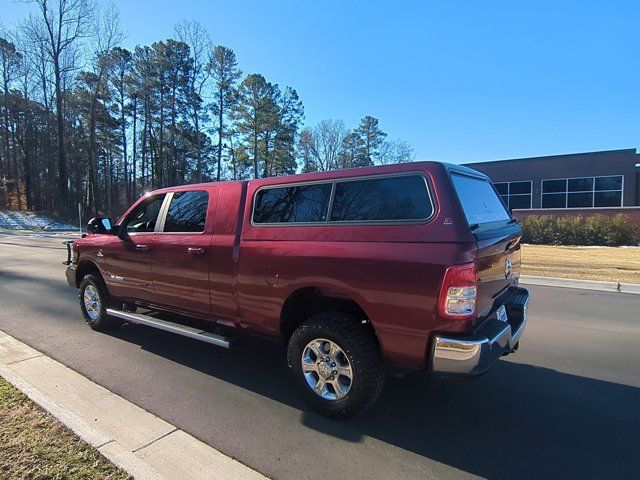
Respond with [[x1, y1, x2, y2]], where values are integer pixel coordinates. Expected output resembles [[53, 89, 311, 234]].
[[83, 284, 101, 321], [301, 338, 353, 401]]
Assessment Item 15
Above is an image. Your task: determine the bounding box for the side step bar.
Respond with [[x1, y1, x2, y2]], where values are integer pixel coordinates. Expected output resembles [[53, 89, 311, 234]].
[[106, 309, 231, 349]]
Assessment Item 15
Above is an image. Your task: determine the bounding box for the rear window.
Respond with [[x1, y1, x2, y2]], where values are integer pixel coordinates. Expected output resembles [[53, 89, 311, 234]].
[[451, 173, 511, 226], [253, 183, 332, 224], [163, 191, 209, 232], [330, 176, 432, 222]]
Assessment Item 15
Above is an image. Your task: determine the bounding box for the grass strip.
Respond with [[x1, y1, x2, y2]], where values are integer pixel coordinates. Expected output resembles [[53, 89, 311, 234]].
[[521, 244, 640, 284], [0, 377, 131, 480]]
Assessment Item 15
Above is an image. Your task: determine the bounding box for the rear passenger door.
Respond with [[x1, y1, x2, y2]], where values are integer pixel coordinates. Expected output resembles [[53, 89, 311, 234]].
[[151, 189, 215, 318]]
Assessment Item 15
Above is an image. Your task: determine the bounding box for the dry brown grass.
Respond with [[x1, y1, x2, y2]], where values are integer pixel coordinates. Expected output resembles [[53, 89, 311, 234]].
[[521, 244, 640, 284], [0, 377, 130, 480]]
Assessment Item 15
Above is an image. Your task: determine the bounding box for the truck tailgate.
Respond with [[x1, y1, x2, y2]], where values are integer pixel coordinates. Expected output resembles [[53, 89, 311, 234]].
[[475, 228, 522, 319]]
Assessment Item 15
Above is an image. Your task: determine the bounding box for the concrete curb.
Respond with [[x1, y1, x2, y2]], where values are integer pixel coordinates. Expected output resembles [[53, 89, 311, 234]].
[[0, 331, 267, 480], [520, 275, 640, 295]]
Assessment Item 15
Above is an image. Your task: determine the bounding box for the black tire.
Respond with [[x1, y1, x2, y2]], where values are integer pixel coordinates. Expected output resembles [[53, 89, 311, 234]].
[[287, 311, 386, 419], [78, 274, 121, 331]]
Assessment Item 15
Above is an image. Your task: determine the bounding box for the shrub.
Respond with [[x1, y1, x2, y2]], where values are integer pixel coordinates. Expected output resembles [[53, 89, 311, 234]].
[[519, 214, 638, 246]]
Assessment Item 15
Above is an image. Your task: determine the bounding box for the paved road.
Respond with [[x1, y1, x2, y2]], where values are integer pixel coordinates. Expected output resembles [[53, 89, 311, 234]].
[[0, 236, 638, 480]]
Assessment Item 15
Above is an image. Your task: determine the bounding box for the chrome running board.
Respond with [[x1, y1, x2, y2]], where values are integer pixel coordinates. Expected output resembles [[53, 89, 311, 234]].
[[106, 308, 231, 349]]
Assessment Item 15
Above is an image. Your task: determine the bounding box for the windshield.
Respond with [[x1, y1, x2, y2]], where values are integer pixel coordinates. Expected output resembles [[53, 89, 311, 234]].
[[451, 173, 511, 226]]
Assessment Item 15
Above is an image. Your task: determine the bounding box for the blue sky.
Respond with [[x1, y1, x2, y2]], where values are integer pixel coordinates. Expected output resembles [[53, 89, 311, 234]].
[[3, 0, 639, 163]]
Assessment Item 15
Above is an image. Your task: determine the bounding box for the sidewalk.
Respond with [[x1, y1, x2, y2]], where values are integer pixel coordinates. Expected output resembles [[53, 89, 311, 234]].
[[0, 330, 266, 480], [520, 275, 640, 294]]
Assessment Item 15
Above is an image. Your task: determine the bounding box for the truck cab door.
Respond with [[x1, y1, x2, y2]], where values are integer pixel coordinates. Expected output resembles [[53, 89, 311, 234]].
[[102, 193, 167, 305], [150, 189, 215, 318]]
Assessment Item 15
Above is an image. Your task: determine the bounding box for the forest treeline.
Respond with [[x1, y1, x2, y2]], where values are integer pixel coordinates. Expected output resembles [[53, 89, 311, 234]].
[[0, 0, 415, 218]]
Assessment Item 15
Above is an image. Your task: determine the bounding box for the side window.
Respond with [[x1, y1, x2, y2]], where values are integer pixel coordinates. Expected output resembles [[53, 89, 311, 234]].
[[330, 175, 432, 222], [122, 194, 165, 233], [163, 191, 209, 233], [253, 183, 332, 224]]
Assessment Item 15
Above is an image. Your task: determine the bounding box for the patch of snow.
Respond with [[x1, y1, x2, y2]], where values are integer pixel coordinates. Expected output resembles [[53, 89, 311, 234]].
[[0, 211, 76, 231]]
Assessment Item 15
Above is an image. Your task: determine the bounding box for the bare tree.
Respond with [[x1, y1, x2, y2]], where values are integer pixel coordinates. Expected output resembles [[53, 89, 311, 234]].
[[84, 2, 122, 214], [376, 139, 416, 165], [175, 20, 212, 182], [297, 119, 347, 172], [0, 34, 23, 207], [22, 0, 94, 213]]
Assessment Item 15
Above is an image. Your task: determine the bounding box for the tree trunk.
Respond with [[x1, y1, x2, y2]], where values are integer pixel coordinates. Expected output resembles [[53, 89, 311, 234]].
[[170, 85, 177, 185], [253, 128, 258, 180], [10, 114, 21, 209], [132, 96, 138, 200], [217, 90, 223, 181], [2, 73, 10, 207], [121, 89, 128, 203], [53, 61, 68, 214], [158, 86, 164, 188]]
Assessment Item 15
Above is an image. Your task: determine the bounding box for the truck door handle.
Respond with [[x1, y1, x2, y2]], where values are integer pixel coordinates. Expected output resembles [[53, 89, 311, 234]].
[[135, 244, 150, 252], [187, 247, 205, 255]]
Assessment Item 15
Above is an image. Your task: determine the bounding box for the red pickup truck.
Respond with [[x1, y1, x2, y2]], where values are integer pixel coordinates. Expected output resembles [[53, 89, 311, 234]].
[[65, 161, 530, 418]]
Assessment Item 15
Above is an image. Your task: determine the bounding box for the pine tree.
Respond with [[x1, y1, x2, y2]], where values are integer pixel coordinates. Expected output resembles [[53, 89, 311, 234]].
[[355, 115, 386, 165], [208, 45, 241, 181], [234, 73, 272, 179]]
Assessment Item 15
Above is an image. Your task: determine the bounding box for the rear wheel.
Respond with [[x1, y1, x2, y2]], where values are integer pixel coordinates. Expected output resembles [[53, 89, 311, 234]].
[[287, 311, 386, 419], [79, 274, 121, 331]]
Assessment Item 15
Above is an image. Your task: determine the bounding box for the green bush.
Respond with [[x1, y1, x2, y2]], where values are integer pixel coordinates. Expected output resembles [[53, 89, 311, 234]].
[[519, 214, 638, 246]]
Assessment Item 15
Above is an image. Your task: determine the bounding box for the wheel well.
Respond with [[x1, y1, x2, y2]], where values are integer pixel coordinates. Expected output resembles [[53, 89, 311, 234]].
[[280, 287, 377, 343], [75, 261, 101, 287]]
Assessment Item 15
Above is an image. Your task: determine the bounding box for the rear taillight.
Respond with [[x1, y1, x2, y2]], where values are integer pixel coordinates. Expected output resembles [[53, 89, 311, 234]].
[[439, 262, 478, 319]]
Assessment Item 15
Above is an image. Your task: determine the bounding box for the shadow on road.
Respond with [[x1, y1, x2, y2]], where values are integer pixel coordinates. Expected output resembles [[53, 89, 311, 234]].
[[107, 324, 639, 480]]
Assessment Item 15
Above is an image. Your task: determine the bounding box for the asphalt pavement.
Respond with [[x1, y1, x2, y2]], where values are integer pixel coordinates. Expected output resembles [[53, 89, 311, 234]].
[[0, 236, 638, 480]]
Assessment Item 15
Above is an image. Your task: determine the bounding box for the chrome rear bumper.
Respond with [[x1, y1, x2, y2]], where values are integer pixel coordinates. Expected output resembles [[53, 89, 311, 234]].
[[431, 287, 530, 375]]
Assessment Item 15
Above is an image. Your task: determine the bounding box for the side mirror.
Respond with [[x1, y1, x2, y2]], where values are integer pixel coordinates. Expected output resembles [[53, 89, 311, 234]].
[[87, 217, 115, 235]]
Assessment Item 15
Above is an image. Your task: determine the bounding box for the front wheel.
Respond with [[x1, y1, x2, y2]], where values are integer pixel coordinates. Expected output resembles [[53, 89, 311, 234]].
[[287, 312, 386, 419], [79, 274, 121, 331]]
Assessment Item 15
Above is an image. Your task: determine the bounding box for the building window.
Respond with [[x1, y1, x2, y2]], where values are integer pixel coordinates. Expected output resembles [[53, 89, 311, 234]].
[[541, 175, 623, 208], [494, 181, 532, 210]]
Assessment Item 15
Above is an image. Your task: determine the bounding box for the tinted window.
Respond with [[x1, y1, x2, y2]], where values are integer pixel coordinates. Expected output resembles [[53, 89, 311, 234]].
[[330, 176, 432, 222], [542, 193, 566, 208], [253, 183, 332, 224], [542, 179, 567, 193], [450, 174, 510, 225], [163, 191, 209, 233], [594, 191, 622, 207], [509, 194, 531, 209], [123, 195, 165, 233], [509, 181, 532, 194], [568, 177, 593, 192], [494, 182, 508, 195], [568, 192, 592, 208], [595, 176, 622, 191]]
